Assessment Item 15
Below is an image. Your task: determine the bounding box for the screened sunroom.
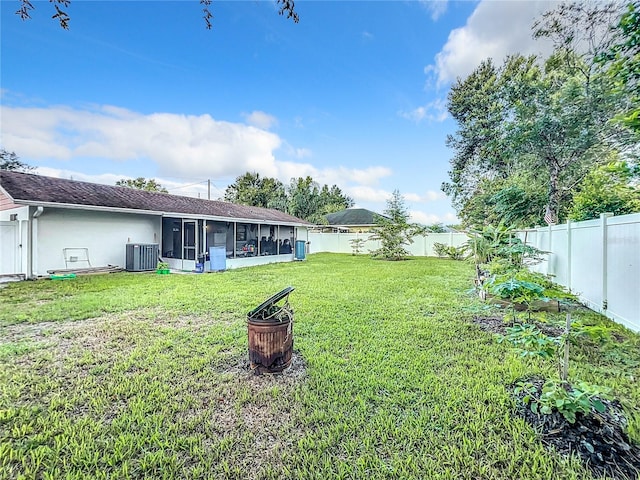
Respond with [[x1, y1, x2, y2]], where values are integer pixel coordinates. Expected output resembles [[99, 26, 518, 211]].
[[161, 216, 301, 271]]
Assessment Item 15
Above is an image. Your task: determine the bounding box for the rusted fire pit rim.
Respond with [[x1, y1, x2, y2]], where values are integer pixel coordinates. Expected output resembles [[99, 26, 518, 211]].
[[247, 286, 295, 323]]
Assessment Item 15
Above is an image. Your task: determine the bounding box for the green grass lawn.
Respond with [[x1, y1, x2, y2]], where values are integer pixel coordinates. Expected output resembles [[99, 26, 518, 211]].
[[1, 253, 638, 480]]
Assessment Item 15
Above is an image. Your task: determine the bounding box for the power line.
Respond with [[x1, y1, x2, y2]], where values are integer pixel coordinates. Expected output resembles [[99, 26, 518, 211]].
[[166, 180, 209, 191]]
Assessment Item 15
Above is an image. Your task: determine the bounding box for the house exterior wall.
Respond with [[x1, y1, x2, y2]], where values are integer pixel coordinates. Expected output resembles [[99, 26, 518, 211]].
[[35, 208, 161, 275]]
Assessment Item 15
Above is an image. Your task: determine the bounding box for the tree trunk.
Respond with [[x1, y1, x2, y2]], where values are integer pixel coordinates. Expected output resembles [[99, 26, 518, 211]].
[[548, 161, 561, 223]]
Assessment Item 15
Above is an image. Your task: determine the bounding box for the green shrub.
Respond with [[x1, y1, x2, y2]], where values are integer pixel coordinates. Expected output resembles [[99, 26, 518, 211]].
[[499, 323, 559, 358], [515, 380, 612, 424], [433, 242, 467, 260]]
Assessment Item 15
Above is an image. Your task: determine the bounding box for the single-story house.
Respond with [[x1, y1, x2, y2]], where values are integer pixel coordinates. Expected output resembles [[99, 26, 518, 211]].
[[0, 171, 312, 278], [318, 208, 384, 233]]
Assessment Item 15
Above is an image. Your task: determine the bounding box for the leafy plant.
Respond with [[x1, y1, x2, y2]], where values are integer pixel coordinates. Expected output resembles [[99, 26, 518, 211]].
[[157, 262, 169, 270], [466, 224, 547, 294], [433, 242, 467, 260], [349, 238, 365, 256], [516, 380, 612, 424], [499, 323, 559, 358], [487, 277, 547, 320]]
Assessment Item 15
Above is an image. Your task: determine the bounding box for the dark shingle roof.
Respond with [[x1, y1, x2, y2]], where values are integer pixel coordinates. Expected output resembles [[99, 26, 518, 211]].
[[0, 171, 311, 225], [325, 208, 383, 226]]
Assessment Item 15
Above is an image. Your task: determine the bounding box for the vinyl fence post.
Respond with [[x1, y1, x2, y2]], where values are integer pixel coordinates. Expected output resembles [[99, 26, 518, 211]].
[[601, 213, 613, 312], [566, 220, 572, 292], [547, 224, 553, 276]]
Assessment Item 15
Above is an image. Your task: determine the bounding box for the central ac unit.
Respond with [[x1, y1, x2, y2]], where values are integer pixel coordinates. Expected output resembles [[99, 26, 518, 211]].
[[125, 243, 159, 272]]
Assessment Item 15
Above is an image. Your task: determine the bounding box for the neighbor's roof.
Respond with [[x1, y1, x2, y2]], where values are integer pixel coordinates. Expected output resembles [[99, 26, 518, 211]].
[[0, 170, 312, 225], [325, 208, 384, 226]]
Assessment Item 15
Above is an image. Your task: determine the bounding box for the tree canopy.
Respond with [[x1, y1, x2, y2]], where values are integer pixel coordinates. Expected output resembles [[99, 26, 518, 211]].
[[224, 172, 354, 223], [0, 149, 33, 172], [223, 172, 286, 210], [569, 160, 640, 221], [600, 0, 640, 133], [116, 177, 168, 193], [16, 0, 299, 30], [443, 1, 638, 228]]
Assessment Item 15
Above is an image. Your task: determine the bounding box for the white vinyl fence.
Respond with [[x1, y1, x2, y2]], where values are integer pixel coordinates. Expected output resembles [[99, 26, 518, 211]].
[[307, 232, 468, 257], [522, 213, 639, 333]]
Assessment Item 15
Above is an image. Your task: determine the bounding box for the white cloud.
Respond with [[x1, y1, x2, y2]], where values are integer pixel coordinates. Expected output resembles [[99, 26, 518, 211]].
[[1, 104, 283, 178], [362, 31, 374, 41], [409, 210, 458, 225], [243, 110, 278, 129], [421, 0, 448, 21], [294, 147, 312, 159], [1, 102, 395, 203], [404, 190, 446, 203], [273, 162, 392, 189], [346, 186, 393, 204], [33, 166, 226, 199], [35, 167, 125, 185], [428, 0, 555, 86], [400, 97, 448, 123], [324, 166, 392, 187]]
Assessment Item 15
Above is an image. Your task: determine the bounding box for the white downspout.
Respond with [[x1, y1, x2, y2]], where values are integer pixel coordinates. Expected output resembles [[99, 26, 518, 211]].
[[27, 206, 44, 279]]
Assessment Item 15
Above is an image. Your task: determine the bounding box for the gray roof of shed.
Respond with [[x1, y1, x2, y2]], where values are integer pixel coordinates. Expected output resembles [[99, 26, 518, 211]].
[[0, 170, 311, 225], [325, 208, 384, 226]]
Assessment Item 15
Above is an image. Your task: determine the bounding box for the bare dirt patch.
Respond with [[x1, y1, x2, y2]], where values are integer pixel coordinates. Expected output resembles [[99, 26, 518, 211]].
[[472, 315, 564, 338], [472, 316, 508, 335]]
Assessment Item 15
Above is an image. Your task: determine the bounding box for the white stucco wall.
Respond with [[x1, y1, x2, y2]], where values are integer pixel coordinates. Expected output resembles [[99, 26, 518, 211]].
[[35, 208, 161, 275]]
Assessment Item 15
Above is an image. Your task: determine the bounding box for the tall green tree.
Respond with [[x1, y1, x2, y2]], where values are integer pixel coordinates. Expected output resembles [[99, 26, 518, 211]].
[[224, 172, 286, 210], [286, 177, 353, 223], [286, 176, 322, 222], [224, 172, 353, 223], [600, 1, 640, 133], [116, 177, 168, 193], [0, 149, 34, 172], [444, 2, 628, 227], [507, 54, 618, 223], [569, 160, 640, 221], [370, 190, 426, 261], [442, 58, 511, 213]]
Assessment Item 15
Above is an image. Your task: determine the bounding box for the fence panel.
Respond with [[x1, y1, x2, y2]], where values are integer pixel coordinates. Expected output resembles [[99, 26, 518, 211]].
[[521, 213, 639, 333], [570, 219, 604, 312], [307, 232, 468, 256], [605, 215, 640, 328]]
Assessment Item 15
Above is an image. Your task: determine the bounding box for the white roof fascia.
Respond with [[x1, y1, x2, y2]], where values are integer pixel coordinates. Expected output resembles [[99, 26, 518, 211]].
[[12, 200, 163, 216], [162, 212, 308, 227], [11, 200, 308, 226]]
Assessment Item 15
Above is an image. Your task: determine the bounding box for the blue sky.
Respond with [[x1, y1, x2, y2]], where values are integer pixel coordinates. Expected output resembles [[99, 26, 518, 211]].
[[1, 0, 554, 224]]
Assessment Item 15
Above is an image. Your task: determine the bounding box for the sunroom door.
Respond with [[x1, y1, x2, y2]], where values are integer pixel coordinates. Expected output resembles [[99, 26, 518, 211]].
[[183, 220, 197, 270]]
